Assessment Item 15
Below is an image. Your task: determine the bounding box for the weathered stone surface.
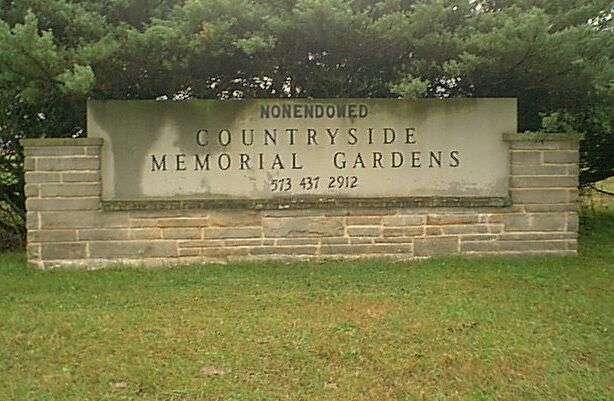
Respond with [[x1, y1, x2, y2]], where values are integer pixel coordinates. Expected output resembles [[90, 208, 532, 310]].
[[41, 243, 86, 259], [263, 217, 344, 237], [24, 146, 86, 157], [414, 237, 459, 257], [347, 226, 381, 237], [494, 213, 566, 232], [205, 227, 262, 239], [78, 228, 161, 241], [89, 241, 177, 258], [37, 157, 100, 171], [382, 215, 425, 226], [275, 238, 320, 246], [208, 211, 261, 227], [40, 183, 101, 197], [510, 164, 568, 176], [346, 216, 382, 225], [163, 228, 202, 240], [61, 172, 100, 183], [320, 244, 413, 255], [510, 189, 570, 204], [40, 211, 129, 229], [427, 214, 479, 225], [543, 151, 579, 164], [510, 151, 541, 164], [26, 212, 39, 230], [29, 230, 77, 243], [25, 172, 61, 183], [250, 246, 318, 256], [24, 184, 39, 197], [26, 198, 100, 211], [510, 176, 578, 188], [157, 218, 208, 227]]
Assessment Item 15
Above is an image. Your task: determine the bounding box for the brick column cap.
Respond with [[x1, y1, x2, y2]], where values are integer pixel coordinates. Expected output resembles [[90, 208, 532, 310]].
[[503, 132, 584, 142], [20, 138, 104, 147]]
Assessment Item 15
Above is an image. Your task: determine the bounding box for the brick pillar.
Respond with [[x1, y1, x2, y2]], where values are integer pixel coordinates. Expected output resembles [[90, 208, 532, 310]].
[[21, 138, 103, 268]]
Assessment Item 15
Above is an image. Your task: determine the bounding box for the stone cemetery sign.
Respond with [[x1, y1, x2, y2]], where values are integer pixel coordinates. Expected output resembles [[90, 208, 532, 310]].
[[88, 99, 512, 208], [22, 99, 583, 269]]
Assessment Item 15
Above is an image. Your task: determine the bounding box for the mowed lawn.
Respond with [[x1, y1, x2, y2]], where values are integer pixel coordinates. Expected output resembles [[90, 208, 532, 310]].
[[1, 211, 612, 401]]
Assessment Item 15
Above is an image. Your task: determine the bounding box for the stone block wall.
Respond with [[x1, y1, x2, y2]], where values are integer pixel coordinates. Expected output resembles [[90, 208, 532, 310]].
[[22, 134, 583, 269]]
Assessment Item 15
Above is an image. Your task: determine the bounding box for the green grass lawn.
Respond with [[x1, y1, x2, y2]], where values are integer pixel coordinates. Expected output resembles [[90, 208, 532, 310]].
[[1, 210, 613, 401]]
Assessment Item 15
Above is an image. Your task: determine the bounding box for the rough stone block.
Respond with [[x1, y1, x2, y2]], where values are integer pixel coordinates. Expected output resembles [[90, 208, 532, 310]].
[[347, 226, 381, 237], [40, 211, 129, 229], [510, 189, 569, 204], [567, 213, 579, 232], [543, 151, 579, 164], [177, 240, 225, 248], [462, 240, 567, 253], [157, 218, 208, 227], [25, 172, 61, 184], [27, 244, 41, 260], [510, 176, 578, 188], [320, 244, 413, 255], [414, 237, 459, 257], [61, 172, 100, 183], [511, 164, 568, 176], [320, 237, 349, 245], [495, 213, 566, 232], [250, 246, 318, 256], [510, 151, 541, 164], [382, 215, 425, 226], [26, 198, 100, 211], [41, 243, 87, 259], [29, 230, 77, 243], [427, 214, 479, 225], [440, 224, 491, 235], [24, 146, 85, 157], [26, 212, 39, 230], [263, 217, 344, 237], [24, 158, 36, 171], [24, 184, 39, 197], [163, 228, 202, 240], [205, 227, 262, 239], [346, 216, 382, 225], [89, 241, 177, 258], [275, 238, 320, 246], [208, 211, 261, 227], [36, 157, 100, 171], [40, 183, 101, 197]]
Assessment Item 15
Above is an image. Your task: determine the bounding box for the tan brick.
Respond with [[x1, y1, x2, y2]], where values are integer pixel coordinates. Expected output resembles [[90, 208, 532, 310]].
[[40, 183, 101, 197], [41, 243, 87, 259], [250, 246, 318, 256], [157, 218, 208, 227], [36, 157, 100, 171], [382, 215, 425, 226], [510, 176, 578, 188], [543, 151, 578, 164], [89, 241, 177, 258], [511, 189, 569, 204], [425, 226, 443, 236], [26, 198, 100, 211], [24, 146, 85, 157], [61, 172, 100, 183], [26, 212, 39, 230], [263, 217, 344, 237], [27, 244, 41, 260], [179, 248, 201, 257], [414, 237, 459, 257], [320, 244, 413, 255], [511, 151, 541, 164], [178, 240, 225, 248], [495, 213, 566, 232], [347, 226, 381, 237], [346, 216, 382, 225], [427, 214, 479, 225], [275, 238, 320, 246], [205, 227, 262, 239], [40, 211, 129, 229], [163, 228, 202, 240], [208, 211, 261, 227], [29, 230, 77, 243], [24, 184, 39, 197], [383, 228, 404, 237], [320, 237, 349, 245], [78, 228, 161, 241], [25, 172, 61, 183], [511, 164, 568, 176]]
